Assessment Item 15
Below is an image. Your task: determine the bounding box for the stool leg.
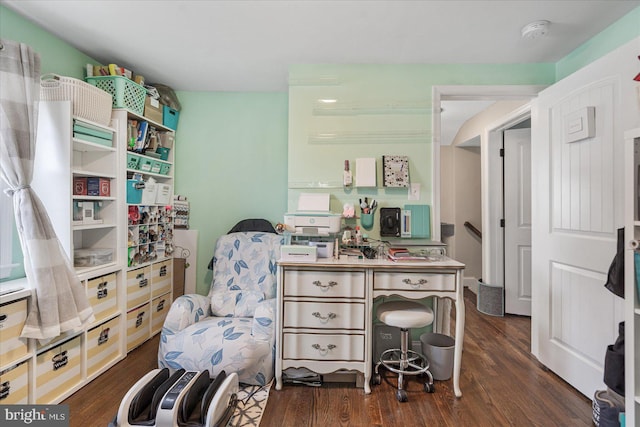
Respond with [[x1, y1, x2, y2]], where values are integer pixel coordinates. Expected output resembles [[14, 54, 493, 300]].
[[396, 328, 409, 402]]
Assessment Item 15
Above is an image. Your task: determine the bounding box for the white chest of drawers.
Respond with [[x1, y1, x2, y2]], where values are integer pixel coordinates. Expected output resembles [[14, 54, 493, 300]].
[[275, 256, 465, 397], [278, 268, 370, 389]]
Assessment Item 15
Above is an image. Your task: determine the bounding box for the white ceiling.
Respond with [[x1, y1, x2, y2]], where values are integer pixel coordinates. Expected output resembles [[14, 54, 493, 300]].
[[3, 0, 638, 92]]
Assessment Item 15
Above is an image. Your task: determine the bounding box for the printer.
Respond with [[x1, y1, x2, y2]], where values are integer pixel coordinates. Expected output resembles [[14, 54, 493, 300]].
[[284, 193, 341, 235]]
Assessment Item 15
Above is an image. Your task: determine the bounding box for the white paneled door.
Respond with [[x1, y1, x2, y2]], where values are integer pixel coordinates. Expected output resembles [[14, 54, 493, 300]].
[[531, 76, 624, 398], [504, 128, 532, 316]]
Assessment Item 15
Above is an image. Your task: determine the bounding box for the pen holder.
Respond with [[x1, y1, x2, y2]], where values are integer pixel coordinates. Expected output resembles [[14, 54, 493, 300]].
[[361, 212, 375, 230]]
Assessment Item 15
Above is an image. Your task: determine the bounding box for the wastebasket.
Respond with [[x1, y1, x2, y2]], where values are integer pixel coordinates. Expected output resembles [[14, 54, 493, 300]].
[[420, 332, 455, 381]]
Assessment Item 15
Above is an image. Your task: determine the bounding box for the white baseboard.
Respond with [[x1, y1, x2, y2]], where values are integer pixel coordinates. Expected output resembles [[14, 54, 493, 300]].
[[464, 276, 478, 295]]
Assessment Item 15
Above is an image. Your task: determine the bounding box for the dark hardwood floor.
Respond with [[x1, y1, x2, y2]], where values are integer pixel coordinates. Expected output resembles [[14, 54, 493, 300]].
[[63, 290, 592, 426]]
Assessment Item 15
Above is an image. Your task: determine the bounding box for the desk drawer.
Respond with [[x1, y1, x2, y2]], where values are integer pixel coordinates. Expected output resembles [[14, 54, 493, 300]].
[[284, 270, 365, 298], [374, 271, 455, 292], [284, 301, 365, 330], [283, 333, 364, 361]]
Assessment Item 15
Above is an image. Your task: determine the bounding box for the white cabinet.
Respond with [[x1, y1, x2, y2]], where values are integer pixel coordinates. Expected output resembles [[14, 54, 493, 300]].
[[625, 127, 640, 424], [112, 108, 174, 352]]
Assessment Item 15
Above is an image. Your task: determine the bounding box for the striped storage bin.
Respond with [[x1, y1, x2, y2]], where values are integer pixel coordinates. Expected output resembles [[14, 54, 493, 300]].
[[151, 294, 171, 336], [36, 336, 82, 403], [87, 316, 121, 377], [0, 299, 29, 367], [126, 303, 150, 352], [151, 259, 172, 298], [0, 360, 29, 404], [87, 273, 118, 322], [127, 266, 151, 310]]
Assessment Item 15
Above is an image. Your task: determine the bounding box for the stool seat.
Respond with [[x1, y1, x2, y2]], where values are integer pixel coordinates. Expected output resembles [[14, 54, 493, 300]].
[[377, 300, 434, 329]]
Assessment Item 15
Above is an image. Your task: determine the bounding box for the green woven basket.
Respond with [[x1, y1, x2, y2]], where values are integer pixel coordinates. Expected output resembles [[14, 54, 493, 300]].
[[86, 76, 146, 115]]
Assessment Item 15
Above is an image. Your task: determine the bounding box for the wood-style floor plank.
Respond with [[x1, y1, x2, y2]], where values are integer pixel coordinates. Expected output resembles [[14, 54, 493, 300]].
[[63, 290, 592, 426]]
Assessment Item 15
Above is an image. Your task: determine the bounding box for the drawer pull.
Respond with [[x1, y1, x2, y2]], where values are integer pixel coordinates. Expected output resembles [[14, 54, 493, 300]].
[[312, 311, 337, 322], [402, 278, 428, 287], [311, 343, 336, 355], [313, 280, 338, 290]]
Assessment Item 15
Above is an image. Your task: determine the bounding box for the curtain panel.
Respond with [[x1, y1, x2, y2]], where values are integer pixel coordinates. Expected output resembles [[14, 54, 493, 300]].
[[0, 39, 94, 341]]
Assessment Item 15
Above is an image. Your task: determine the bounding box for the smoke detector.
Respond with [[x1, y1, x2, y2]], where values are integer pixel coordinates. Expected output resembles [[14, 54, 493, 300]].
[[521, 20, 550, 40]]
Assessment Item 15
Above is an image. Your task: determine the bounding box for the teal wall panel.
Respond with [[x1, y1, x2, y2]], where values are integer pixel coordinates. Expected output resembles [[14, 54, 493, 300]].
[[173, 92, 289, 293]]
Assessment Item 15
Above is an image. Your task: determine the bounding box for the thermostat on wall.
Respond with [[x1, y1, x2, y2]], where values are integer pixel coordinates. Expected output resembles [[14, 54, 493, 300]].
[[564, 106, 595, 143]]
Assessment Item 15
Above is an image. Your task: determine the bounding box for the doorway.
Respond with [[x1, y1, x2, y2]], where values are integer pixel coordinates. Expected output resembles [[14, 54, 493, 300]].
[[432, 85, 542, 307]]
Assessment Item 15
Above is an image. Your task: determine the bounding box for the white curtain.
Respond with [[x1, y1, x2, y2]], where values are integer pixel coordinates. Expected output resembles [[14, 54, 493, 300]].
[[0, 39, 94, 341]]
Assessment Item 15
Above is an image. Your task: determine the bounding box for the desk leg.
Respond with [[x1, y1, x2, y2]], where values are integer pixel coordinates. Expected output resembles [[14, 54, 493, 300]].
[[275, 361, 283, 391], [453, 272, 465, 398]]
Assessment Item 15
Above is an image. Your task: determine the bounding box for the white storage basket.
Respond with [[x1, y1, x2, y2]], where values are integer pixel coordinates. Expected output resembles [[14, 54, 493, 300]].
[[40, 74, 113, 126]]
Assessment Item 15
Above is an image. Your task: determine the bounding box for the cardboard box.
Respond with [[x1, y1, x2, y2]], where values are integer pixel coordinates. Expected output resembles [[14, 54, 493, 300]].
[[87, 177, 110, 197], [144, 96, 163, 123]]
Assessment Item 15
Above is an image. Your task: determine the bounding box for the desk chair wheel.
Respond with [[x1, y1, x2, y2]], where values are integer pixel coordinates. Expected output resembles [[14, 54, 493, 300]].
[[373, 373, 381, 385], [424, 382, 435, 393], [396, 389, 408, 402]]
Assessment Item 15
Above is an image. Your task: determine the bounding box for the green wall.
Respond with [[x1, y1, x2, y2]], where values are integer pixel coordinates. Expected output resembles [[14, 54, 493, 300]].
[[0, 5, 95, 79], [556, 5, 640, 80], [173, 92, 288, 293]]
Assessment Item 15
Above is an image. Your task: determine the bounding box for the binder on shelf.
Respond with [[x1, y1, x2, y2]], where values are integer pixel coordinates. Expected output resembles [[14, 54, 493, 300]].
[[135, 121, 149, 152]]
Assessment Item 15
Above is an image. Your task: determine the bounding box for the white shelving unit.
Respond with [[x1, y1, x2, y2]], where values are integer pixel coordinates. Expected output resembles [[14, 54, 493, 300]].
[[112, 108, 175, 353], [625, 127, 640, 425], [4, 100, 127, 404]]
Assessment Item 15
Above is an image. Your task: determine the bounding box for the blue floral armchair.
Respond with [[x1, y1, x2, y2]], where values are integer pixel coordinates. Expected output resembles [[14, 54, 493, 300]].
[[158, 232, 283, 385]]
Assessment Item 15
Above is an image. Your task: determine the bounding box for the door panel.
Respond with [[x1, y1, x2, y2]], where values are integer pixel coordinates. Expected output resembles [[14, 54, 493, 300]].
[[532, 76, 624, 398], [504, 128, 532, 315]]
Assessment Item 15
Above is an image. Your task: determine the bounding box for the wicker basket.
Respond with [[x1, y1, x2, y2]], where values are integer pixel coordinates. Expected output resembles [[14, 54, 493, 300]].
[[85, 76, 147, 116], [40, 74, 113, 126]]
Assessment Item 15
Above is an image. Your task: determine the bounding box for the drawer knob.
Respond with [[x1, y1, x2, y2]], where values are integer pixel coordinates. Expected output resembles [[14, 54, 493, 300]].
[[313, 280, 338, 290], [311, 343, 336, 355], [402, 278, 428, 287], [312, 311, 337, 322]]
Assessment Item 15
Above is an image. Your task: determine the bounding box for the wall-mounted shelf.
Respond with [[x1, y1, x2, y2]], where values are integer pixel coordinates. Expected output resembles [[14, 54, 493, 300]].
[[308, 130, 430, 144]]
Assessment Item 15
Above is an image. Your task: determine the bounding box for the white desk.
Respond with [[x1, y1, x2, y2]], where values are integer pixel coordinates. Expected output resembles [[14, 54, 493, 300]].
[[275, 256, 465, 397]]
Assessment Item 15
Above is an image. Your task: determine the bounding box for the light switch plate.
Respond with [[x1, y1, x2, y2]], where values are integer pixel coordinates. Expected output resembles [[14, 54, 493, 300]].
[[408, 183, 420, 200]]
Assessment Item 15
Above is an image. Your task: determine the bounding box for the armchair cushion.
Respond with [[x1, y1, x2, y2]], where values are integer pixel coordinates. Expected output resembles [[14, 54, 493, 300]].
[[163, 294, 210, 333], [210, 290, 265, 317]]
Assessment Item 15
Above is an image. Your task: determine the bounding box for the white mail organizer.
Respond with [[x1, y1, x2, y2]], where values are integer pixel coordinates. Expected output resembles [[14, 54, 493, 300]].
[[0, 360, 29, 404], [87, 273, 118, 322], [0, 298, 29, 368], [151, 294, 171, 336], [87, 316, 121, 378], [155, 183, 172, 205], [126, 302, 150, 353], [36, 336, 82, 403], [151, 259, 172, 298], [127, 266, 151, 310]]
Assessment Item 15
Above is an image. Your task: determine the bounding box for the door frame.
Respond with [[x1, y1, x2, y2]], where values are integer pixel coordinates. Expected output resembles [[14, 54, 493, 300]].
[[432, 85, 544, 285], [483, 105, 532, 290]]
